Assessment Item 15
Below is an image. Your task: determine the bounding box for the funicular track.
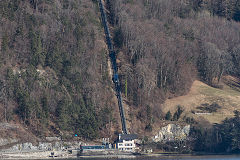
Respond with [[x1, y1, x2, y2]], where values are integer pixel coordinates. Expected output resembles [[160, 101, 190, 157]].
[[98, 0, 128, 134]]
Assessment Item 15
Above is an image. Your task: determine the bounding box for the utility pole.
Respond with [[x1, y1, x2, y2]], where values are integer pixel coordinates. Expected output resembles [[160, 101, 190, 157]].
[[125, 77, 127, 98], [4, 98, 7, 122]]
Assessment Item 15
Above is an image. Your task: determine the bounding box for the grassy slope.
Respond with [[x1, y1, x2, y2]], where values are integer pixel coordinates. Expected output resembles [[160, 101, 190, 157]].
[[162, 76, 240, 124]]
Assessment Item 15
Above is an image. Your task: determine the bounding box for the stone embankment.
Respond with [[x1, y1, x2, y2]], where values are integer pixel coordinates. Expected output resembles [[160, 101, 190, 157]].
[[0, 150, 71, 159], [0, 140, 81, 152], [0, 138, 82, 159]]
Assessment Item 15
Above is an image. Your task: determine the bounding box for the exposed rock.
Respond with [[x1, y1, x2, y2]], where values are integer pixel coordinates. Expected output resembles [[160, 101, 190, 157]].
[[38, 142, 53, 151], [62, 141, 82, 149], [0, 138, 18, 147], [0, 123, 19, 130], [152, 124, 190, 142], [22, 143, 38, 150], [46, 137, 61, 142], [1, 141, 82, 152]]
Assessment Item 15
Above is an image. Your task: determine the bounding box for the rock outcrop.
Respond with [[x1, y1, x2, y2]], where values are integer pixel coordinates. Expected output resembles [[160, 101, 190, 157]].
[[0, 138, 18, 147], [1, 141, 82, 152], [152, 124, 190, 142]]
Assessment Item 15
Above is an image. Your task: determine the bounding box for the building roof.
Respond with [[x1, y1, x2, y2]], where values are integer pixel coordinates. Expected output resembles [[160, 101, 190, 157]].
[[119, 134, 138, 141], [80, 145, 105, 150]]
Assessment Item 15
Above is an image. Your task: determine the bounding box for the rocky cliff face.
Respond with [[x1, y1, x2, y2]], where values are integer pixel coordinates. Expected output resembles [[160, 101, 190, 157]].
[[1, 140, 81, 152], [0, 138, 18, 147], [152, 124, 190, 142]]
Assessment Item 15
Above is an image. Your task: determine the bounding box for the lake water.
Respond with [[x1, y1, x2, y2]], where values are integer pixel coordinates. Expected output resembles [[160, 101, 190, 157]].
[[72, 155, 240, 160]]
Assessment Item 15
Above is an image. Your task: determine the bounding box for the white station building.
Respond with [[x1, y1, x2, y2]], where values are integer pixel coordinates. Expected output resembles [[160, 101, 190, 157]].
[[117, 134, 138, 152]]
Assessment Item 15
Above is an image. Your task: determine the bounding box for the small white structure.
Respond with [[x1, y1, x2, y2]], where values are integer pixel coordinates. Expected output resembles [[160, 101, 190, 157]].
[[117, 134, 138, 152]]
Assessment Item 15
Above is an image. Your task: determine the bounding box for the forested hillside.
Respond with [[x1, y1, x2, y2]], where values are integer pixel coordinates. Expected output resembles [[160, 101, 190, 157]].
[[0, 0, 240, 148], [0, 0, 118, 140], [107, 0, 240, 126], [106, 0, 240, 152]]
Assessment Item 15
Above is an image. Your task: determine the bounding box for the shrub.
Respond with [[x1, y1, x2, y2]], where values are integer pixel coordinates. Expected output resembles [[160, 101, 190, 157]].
[[145, 123, 152, 132]]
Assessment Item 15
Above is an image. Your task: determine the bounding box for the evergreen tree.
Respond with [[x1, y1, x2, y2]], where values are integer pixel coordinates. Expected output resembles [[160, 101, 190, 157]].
[[218, 110, 240, 153], [165, 111, 172, 120], [56, 99, 71, 130], [1, 33, 8, 52], [15, 88, 32, 123], [29, 30, 45, 66], [173, 105, 184, 121], [41, 95, 49, 119], [233, 0, 240, 21]]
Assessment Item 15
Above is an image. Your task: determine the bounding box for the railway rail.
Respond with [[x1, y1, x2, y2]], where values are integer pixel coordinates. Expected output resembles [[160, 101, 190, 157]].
[[98, 0, 128, 134]]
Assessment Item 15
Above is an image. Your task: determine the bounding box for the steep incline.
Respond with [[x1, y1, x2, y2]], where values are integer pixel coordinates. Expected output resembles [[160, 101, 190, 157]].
[[98, 0, 128, 134]]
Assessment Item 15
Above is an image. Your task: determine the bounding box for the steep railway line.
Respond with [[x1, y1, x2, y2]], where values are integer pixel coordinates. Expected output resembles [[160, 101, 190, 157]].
[[98, 0, 128, 134]]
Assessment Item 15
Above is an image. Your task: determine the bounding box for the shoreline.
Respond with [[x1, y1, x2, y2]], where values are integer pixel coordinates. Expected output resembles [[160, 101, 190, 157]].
[[1, 150, 240, 159]]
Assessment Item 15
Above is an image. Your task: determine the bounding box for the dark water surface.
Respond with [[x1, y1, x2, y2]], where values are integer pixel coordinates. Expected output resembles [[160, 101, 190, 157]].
[[60, 155, 240, 160]]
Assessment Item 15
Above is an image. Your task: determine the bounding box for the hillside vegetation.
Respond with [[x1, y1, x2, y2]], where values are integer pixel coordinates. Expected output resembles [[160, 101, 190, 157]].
[[0, 0, 240, 152], [107, 0, 240, 130], [163, 77, 240, 124], [0, 0, 120, 140], [107, 0, 240, 153]]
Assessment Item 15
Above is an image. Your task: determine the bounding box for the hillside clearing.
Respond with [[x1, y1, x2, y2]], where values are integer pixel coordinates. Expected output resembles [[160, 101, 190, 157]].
[[162, 76, 240, 124]]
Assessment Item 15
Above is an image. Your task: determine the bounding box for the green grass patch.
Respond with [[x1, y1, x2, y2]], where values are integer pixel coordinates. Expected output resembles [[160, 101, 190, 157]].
[[199, 85, 240, 97]]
